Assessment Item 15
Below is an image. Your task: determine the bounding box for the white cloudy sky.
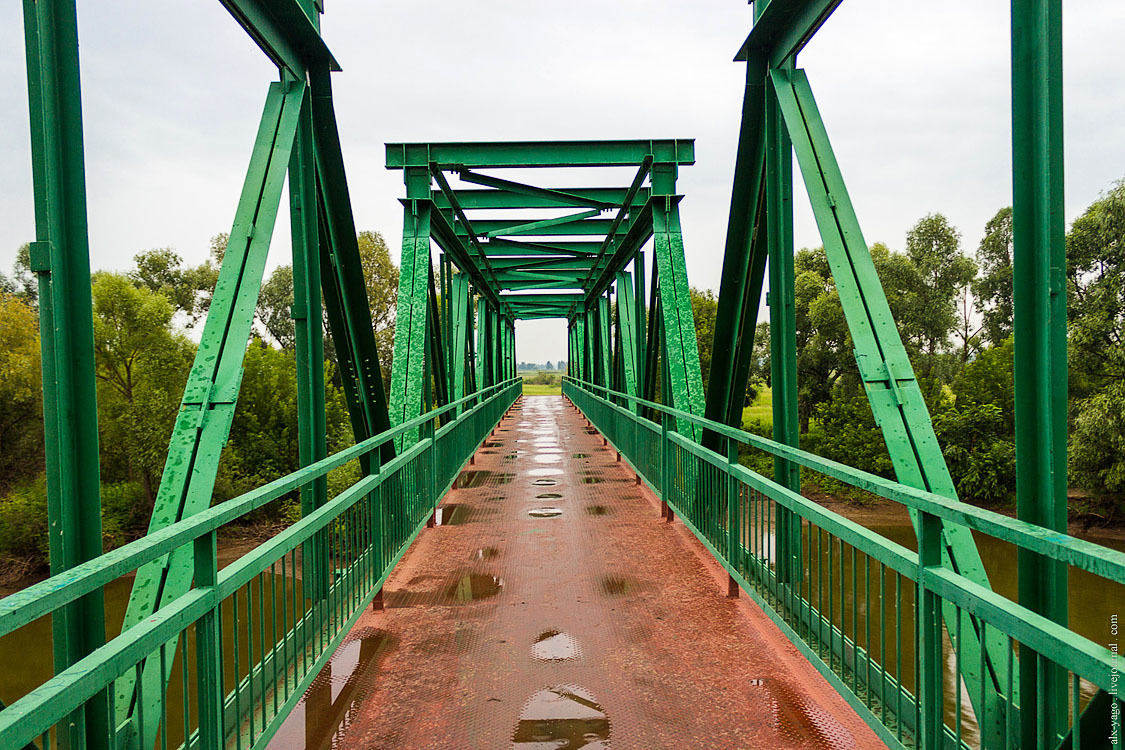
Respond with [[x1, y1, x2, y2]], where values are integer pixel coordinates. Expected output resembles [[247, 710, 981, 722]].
[[2, 2, 1123, 364]]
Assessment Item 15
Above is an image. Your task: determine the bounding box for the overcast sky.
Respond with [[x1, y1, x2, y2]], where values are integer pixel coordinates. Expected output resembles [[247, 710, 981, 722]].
[[2, 2, 1123, 364]]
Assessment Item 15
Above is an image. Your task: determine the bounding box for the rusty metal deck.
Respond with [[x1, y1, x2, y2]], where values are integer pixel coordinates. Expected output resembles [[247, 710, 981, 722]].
[[272, 396, 884, 749]]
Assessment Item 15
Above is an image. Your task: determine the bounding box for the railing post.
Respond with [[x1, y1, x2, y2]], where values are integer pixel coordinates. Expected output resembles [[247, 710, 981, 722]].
[[726, 437, 740, 598], [193, 532, 223, 749], [426, 418, 437, 528], [660, 412, 672, 522], [369, 449, 383, 610], [918, 512, 944, 748]]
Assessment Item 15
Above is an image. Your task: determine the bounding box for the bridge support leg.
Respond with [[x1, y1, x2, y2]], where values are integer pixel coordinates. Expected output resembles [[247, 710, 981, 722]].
[[23, 3, 110, 745], [1012, 1, 1069, 743]]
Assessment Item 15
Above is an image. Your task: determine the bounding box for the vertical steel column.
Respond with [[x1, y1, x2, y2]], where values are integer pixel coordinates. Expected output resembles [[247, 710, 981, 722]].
[[1012, 0, 1068, 743], [650, 164, 706, 435], [388, 166, 433, 447], [290, 81, 329, 606], [766, 62, 801, 586], [633, 252, 647, 399], [22, 2, 108, 746], [704, 52, 769, 436]]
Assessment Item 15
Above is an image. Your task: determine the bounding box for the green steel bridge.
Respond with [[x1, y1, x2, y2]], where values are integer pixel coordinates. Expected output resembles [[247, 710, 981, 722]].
[[1, 1, 1123, 748]]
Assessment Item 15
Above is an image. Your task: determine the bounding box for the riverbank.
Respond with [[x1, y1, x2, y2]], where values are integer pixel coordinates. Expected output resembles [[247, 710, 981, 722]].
[[811, 491, 1125, 548], [0, 522, 285, 597]]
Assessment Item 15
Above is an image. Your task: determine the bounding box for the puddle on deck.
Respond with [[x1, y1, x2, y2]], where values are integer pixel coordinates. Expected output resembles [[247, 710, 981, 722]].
[[271, 628, 397, 749], [599, 575, 641, 596], [755, 678, 845, 746], [454, 470, 512, 488], [535, 493, 563, 499], [531, 630, 581, 662], [386, 571, 503, 607], [529, 468, 563, 477], [445, 573, 503, 603], [585, 505, 610, 516], [528, 507, 563, 518], [532, 479, 557, 487], [511, 686, 610, 749], [434, 504, 472, 525]]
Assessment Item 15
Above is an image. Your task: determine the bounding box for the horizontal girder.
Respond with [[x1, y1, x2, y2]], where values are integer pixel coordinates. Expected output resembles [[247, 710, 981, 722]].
[[386, 139, 695, 169]]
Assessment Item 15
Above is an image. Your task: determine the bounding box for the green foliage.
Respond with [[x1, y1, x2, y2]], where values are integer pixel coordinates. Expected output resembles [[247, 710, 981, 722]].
[[359, 230, 398, 392], [1067, 178, 1125, 397], [92, 272, 194, 508], [0, 476, 49, 561], [805, 384, 892, 478], [933, 404, 1016, 506], [689, 286, 717, 385], [0, 294, 43, 493], [903, 214, 977, 373], [258, 264, 295, 350], [1070, 382, 1125, 498], [973, 207, 1014, 346]]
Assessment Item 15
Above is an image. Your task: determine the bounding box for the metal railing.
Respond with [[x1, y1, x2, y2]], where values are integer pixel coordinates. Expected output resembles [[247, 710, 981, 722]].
[[563, 376, 1125, 750], [0, 378, 522, 750]]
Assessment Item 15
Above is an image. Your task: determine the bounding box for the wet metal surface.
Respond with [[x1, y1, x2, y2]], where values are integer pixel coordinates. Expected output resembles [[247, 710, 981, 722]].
[[331, 396, 884, 749]]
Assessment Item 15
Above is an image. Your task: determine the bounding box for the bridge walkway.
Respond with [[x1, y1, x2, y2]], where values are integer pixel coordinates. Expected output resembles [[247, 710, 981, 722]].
[[274, 395, 883, 749]]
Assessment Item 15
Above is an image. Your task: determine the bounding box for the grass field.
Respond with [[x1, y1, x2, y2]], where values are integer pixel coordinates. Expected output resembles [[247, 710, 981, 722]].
[[741, 387, 772, 429], [520, 370, 563, 396], [522, 383, 562, 396]]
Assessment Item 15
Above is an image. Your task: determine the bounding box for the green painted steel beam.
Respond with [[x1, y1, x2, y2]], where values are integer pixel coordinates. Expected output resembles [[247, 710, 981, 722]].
[[734, 0, 842, 66], [458, 171, 618, 209], [615, 272, 639, 402], [487, 257, 596, 272], [427, 204, 507, 313], [482, 239, 601, 257], [311, 64, 393, 452], [386, 139, 695, 169], [483, 208, 606, 239], [703, 55, 769, 437], [501, 293, 584, 304], [388, 167, 435, 447], [580, 157, 653, 296], [22, 1, 110, 745], [1012, 0, 1069, 744], [586, 198, 658, 301], [117, 80, 306, 746], [434, 187, 651, 210], [218, 0, 339, 75], [772, 67, 1013, 737], [461, 215, 616, 238]]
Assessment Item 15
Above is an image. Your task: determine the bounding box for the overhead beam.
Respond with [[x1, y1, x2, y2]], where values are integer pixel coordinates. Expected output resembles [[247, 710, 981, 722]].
[[458, 171, 617, 209], [453, 217, 619, 237], [734, 0, 843, 66], [386, 139, 695, 169], [218, 0, 339, 75], [434, 187, 651, 210], [482, 209, 606, 238], [482, 239, 601, 257]]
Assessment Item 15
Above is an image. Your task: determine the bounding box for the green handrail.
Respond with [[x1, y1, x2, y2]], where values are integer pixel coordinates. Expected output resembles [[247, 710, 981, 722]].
[[563, 376, 1123, 750], [0, 379, 521, 750]]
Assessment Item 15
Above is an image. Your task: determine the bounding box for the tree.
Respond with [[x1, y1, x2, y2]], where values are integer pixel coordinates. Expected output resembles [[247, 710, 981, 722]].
[[903, 214, 977, 376], [257, 264, 296, 350], [357, 231, 398, 389], [0, 294, 43, 493], [1067, 178, 1125, 397], [92, 273, 193, 509], [973, 207, 1014, 346], [690, 287, 717, 386], [1070, 381, 1125, 502], [793, 247, 852, 433], [130, 248, 197, 314]]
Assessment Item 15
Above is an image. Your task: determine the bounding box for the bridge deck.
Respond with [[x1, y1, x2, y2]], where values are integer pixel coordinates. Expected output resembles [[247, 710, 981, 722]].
[[274, 395, 883, 749]]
